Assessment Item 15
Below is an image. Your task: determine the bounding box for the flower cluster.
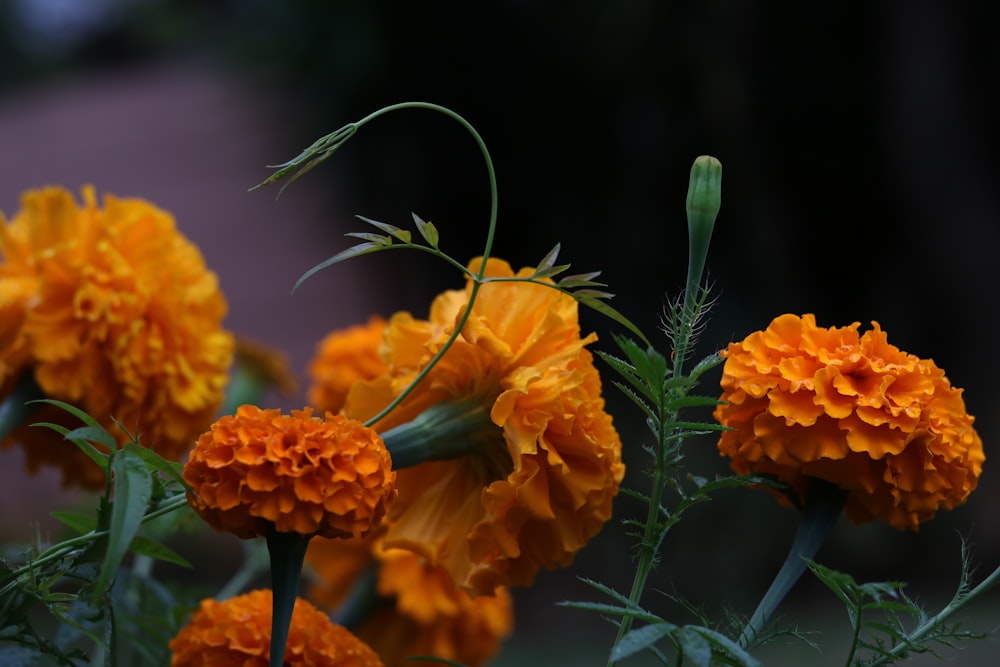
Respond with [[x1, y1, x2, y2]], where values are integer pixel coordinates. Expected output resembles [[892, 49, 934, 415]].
[[331, 257, 625, 595], [183, 405, 396, 539], [307, 533, 513, 667], [169, 589, 383, 666], [714, 313, 984, 530], [0, 186, 233, 488]]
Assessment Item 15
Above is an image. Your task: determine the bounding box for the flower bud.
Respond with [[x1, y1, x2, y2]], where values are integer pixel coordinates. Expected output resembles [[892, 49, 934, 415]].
[[685, 155, 722, 297]]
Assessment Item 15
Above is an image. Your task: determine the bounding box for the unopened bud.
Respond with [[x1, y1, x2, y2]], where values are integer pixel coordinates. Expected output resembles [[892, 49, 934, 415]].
[[685, 155, 722, 297]]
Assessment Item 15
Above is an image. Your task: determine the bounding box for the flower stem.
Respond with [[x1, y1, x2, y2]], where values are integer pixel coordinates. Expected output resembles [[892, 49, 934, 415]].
[[738, 478, 846, 648], [265, 528, 310, 667], [0, 373, 43, 441], [343, 103, 500, 431], [865, 561, 1000, 666]]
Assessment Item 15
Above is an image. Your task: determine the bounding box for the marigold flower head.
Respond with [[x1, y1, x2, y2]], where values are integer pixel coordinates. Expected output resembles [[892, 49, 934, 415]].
[[183, 405, 396, 539], [0, 186, 233, 488], [308, 316, 388, 414], [343, 257, 624, 595], [307, 533, 513, 667], [714, 313, 984, 530], [169, 589, 384, 666]]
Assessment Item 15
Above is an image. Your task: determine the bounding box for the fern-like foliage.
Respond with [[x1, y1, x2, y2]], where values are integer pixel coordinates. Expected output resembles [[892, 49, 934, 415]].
[[808, 546, 991, 667]]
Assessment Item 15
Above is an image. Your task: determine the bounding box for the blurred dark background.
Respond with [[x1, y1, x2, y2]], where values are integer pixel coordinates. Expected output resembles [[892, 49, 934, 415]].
[[1, 1, 998, 664]]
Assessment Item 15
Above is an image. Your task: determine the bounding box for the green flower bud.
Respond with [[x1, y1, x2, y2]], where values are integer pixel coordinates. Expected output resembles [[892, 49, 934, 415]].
[[684, 155, 722, 300]]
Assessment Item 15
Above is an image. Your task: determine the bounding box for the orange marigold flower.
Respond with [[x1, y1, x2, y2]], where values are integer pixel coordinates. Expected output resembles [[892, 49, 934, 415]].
[[0, 186, 233, 488], [183, 404, 396, 539], [307, 534, 513, 667], [308, 316, 388, 414], [714, 313, 984, 530], [169, 589, 384, 667], [344, 257, 624, 595]]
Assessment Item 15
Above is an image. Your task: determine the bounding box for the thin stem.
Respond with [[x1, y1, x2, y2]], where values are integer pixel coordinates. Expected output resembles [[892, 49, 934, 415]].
[[738, 479, 846, 648], [350, 103, 498, 430], [865, 562, 1000, 666], [608, 397, 680, 666]]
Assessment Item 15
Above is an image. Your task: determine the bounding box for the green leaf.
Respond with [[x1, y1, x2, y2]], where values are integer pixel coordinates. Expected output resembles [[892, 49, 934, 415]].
[[690, 626, 761, 667], [536, 243, 561, 271], [356, 215, 413, 243], [558, 271, 605, 289], [122, 442, 189, 491], [30, 421, 109, 469], [610, 622, 677, 661], [63, 425, 119, 452], [127, 536, 191, 568], [292, 242, 382, 293], [677, 626, 712, 666], [50, 511, 97, 534], [532, 263, 572, 280], [578, 297, 650, 347], [344, 231, 393, 246], [557, 600, 662, 624], [412, 213, 439, 248], [91, 449, 152, 603]]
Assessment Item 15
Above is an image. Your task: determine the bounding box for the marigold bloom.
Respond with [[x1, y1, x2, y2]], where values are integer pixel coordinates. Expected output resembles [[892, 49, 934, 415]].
[[0, 186, 233, 487], [169, 589, 383, 666], [183, 405, 396, 539], [308, 316, 388, 414], [714, 313, 984, 530], [344, 257, 624, 595], [307, 534, 513, 667]]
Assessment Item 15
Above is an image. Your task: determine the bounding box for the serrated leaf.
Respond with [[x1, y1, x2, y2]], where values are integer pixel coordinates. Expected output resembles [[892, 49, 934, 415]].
[[610, 622, 677, 661], [661, 395, 725, 410], [412, 213, 440, 248], [613, 334, 668, 382], [292, 242, 382, 293], [92, 449, 152, 603], [576, 577, 637, 608], [677, 626, 712, 666], [612, 382, 657, 423], [557, 601, 662, 624], [690, 626, 761, 667]]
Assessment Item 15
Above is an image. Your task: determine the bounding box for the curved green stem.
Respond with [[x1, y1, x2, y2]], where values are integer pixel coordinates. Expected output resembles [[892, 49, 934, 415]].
[[334, 103, 500, 431], [738, 478, 846, 649]]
